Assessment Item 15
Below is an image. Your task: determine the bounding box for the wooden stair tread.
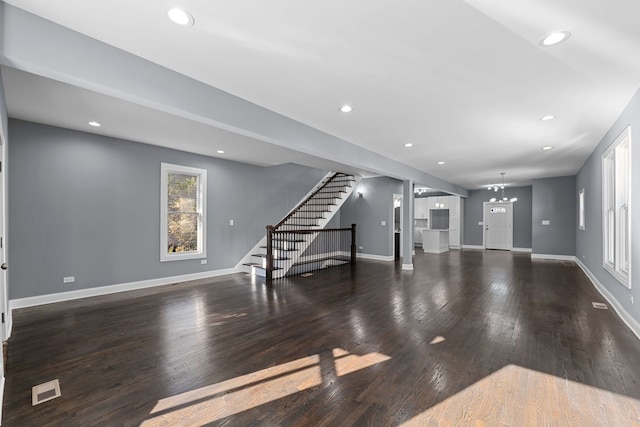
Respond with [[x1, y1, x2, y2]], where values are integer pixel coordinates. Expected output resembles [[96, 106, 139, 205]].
[[259, 246, 300, 251], [243, 262, 282, 271], [251, 254, 292, 260], [292, 255, 351, 267]]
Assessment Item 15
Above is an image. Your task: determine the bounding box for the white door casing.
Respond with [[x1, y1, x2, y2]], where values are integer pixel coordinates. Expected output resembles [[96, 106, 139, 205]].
[[0, 130, 6, 417], [484, 202, 513, 250], [393, 194, 403, 258]]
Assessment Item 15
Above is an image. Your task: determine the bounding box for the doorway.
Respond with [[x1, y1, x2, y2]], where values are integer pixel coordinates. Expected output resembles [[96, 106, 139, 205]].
[[483, 202, 513, 250], [393, 194, 403, 260]]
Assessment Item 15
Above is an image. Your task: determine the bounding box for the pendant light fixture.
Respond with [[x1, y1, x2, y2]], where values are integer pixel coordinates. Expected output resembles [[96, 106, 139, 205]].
[[488, 173, 517, 203]]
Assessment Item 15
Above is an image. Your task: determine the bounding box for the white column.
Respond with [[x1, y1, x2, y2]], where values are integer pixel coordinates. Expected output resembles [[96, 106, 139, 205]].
[[402, 179, 414, 270]]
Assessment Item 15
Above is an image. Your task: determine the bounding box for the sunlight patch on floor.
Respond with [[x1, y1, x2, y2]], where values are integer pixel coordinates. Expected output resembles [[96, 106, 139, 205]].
[[429, 336, 446, 345], [332, 348, 391, 377], [399, 364, 640, 426], [142, 348, 390, 426]]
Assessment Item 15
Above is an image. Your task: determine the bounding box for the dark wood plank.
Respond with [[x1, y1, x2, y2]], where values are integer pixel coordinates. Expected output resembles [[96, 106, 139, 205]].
[[3, 250, 640, 426]]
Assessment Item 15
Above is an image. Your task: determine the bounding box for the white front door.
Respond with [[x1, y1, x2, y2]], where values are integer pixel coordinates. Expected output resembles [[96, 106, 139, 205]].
[[484, 202, 513, 250]]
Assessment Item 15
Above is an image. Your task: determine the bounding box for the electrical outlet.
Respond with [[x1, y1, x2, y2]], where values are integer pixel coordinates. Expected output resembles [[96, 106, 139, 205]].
[[63, 276, 75, 284], [542, 220, 550, 225], [229, 219, 234, 226], [201, 259, 207, 265], [630, 295, 634, 304], [358, 246, 363, 250], [381, 220, 386, 226]]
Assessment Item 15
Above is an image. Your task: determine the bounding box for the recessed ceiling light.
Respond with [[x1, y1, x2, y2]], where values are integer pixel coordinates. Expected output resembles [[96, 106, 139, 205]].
[[167, 7, 194, 26], [540, 115, 556, 121], [403, 143, 413, 148], [437, 161, 445, 165], [340, 105, 353, 113], [542, 146, 553, 150], [217, 150, 225, 154], [540, 31, 571, 47], [88, 121, 101, 127]]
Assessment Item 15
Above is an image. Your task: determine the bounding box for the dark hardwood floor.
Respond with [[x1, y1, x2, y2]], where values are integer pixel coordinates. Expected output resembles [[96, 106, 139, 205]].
[[3, 249, 640, 426]]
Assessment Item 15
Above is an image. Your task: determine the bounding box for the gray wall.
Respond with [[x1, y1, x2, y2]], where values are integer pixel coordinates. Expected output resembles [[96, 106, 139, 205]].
[[8, 120, 326, 299], [0, 66, 7, 142], [577, 87, 640, 324], [340, 176, 403, 257], [463, 186, 532, 248], [532, 176, 576, 256]]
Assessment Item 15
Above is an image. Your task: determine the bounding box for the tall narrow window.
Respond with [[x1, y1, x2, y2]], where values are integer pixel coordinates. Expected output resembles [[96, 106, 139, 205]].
[[578, 188, 585, 231], [161, 163, 207, 262], [602, 126, 630, 287]]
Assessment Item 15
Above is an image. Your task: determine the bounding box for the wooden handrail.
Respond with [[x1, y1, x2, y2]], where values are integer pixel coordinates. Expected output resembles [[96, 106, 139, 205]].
[[273, 172, 351, 230]]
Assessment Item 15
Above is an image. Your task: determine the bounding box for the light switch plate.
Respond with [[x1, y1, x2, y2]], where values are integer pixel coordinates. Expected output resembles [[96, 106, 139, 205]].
[[229, 219, 234, 226], [381, 220, 386, 226], [542, 220, 550, 225], [478, 221, 483, 226]]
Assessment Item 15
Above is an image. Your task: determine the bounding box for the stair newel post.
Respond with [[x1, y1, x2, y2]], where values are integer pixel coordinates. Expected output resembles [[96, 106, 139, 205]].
[[266, 225, 274, 281], [351, 223, 357, 266]]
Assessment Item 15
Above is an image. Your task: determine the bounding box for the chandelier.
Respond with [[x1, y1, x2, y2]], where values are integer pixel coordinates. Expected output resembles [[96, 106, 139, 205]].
[[488, 173, 517, 203]]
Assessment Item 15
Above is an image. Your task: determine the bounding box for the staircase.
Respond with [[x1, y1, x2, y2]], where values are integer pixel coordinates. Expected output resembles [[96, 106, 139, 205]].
[[238, 172, 360, 278]]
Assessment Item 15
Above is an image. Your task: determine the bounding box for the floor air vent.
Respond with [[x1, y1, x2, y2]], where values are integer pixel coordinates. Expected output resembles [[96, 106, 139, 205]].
[[592, 302, 608, 310], [32, 379, 61, 406]]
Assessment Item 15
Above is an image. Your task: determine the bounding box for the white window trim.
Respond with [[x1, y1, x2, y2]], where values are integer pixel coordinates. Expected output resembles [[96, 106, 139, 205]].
[[160, 163, 207, 262], [601, 126, 631, 288], [578, 188, 585, 231]]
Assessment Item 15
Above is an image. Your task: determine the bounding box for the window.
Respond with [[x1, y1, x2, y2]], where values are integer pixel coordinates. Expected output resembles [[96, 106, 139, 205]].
[[161, 163, 207, 262], [602, 127, 630, 287], [579, 188, 585, 230]]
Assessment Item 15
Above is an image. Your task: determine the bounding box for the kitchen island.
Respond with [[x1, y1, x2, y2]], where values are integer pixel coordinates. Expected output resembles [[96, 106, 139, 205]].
[[421, 229, 449, 253]]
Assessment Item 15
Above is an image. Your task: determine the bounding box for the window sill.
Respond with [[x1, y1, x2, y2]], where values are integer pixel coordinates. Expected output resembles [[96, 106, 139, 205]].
[[161, 251, 206, 262], [603, 263, 630, 289]]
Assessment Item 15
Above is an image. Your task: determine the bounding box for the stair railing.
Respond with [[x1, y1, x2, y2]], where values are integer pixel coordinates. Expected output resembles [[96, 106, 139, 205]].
[[264, 172, 356, 280], [266, 224, 356, 280]]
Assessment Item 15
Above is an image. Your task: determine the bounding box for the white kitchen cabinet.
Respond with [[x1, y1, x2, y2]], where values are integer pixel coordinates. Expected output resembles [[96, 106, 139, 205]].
[[414, 198, 429, 218], [447, 196, 461, 248]]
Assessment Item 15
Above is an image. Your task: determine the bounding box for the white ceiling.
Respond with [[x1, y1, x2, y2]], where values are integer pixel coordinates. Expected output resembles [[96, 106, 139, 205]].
[[0, 67, 372, 177], [3, 0, 640, 189]]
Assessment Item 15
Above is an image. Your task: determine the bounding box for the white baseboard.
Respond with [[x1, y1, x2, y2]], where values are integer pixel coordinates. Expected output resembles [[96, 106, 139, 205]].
[[0, 375, 4, 426], [449, 245, 461, 250], [9, 267, 241, 310], [5, 311, 12, 340], [512, 247, 532, 253], [531, 254, 577, 261], [463, 245, 484, 250], [401, 263, 414, 270], [356, 253, 394, 262], [576, 259, 640, 341], [423, 248, 449, 254]]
